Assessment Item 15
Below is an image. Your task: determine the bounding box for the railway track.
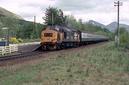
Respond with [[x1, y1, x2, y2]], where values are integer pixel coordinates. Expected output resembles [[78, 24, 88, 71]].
[[0, 51, 43, 61], [0, 42, 108, 66], [0, 42, 103, 62]]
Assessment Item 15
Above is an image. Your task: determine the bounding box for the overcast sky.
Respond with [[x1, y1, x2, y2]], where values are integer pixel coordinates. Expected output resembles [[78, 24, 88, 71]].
[[0, 0, 128, 25]]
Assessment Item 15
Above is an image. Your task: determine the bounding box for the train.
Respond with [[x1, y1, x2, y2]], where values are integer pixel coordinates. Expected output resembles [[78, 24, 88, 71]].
[[40, 25, 108, 50]]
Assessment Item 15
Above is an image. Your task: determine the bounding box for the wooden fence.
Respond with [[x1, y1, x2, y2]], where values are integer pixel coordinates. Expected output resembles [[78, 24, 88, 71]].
[[0, 42, 39, 56], [0, 45, 18, 56]]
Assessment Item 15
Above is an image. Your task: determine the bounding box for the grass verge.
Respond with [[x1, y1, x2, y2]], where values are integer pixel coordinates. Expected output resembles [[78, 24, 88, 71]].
[[0, 42, 129, 85]]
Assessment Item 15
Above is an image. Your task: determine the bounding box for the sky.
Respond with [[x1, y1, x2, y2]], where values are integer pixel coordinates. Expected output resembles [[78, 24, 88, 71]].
[[0, 0, 128, 25]]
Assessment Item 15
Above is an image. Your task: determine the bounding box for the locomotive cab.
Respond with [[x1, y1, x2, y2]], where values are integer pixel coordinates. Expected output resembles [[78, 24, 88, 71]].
[[41, 29, 58, 44], [40, 27, 63, 50]]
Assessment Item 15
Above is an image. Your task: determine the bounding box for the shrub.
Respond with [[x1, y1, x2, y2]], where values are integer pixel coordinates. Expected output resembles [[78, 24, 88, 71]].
[[17, 38, 23, 43], [10, 37, 19, 44], [119, 28, 129, 48], [120, 33, 129, 44]]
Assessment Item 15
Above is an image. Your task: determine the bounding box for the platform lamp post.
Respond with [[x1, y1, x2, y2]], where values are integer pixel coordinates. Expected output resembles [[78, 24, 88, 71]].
[[114, 1, 123, 47], [2, 27, 9, 46]]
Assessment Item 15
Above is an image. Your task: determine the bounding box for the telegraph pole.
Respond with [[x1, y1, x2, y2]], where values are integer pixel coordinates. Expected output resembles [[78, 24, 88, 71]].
[[114, 1, 122, 47]]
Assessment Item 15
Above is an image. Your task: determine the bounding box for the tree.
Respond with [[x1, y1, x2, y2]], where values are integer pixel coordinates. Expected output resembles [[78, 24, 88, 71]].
[[119, 27, 129, 47], [65, 15, 78, 29], [43, 7, 65, 26]]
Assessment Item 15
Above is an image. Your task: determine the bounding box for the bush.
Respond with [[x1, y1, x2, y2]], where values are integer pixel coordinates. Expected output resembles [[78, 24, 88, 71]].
[[119, 28, 129, 48], [10, 37, 19, 44], [120, 33, 129, 44], [17, 38, 23, 43]]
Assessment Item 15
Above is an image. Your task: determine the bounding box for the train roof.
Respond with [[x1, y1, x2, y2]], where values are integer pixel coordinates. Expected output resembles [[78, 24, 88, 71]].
[[81, 31, 108, 37], [81, 31, 103, 35], [46, 25, 80, 32]]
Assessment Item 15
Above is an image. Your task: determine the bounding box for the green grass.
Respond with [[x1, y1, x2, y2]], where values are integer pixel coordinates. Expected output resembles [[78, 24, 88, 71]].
[[0, 42, 129, 85]]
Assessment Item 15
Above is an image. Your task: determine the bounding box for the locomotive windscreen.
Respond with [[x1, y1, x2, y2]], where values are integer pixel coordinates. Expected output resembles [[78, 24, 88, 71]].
[[44, 33, 53, 37]]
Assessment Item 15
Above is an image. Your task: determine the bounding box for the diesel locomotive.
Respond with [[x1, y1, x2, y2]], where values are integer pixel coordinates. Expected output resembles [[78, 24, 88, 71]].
[[40, 25, 108, 50]]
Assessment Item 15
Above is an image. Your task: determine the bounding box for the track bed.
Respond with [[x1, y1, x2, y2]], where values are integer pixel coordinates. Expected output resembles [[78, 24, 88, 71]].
[[0, 42, 108, 67]]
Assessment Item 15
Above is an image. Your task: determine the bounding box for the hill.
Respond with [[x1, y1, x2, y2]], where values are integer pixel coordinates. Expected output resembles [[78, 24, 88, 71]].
[[87, 20, 129, 32], [0, 7, 23, 19], [88, 20, 105, 28], [0, 16, 44, 39], [106, 22, 129, 32], [0, 7, 44, 39]]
